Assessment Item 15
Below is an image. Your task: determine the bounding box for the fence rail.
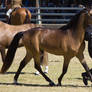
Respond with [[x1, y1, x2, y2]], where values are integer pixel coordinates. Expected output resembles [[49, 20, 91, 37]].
[[0, 7, 84, 24], [26, 7, 84, 10]]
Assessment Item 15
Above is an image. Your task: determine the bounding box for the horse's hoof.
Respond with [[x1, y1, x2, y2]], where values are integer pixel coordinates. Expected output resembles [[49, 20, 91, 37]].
[[83, 76, 88, 85], [13, 80, 18, 85], [57, 83, 62, 86], [49, 82, 55, 86], [82, 73, 88, 85]]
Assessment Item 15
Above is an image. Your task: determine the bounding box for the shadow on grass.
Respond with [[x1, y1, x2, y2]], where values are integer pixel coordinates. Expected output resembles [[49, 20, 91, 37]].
[[61, 84, 92, 88], [0, 82, 92, 87], [0, 72, 92, 87], [0, 82, 50, 87], [4, 71, 35, 75]]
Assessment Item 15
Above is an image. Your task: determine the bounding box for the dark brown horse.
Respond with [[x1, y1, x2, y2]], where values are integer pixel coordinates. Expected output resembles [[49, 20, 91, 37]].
[[8, 8, 31, 25], [1, 8, 92, 86]]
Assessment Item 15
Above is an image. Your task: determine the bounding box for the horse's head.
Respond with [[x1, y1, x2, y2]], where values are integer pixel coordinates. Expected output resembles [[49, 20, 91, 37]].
[[84, 8, 92, 27]]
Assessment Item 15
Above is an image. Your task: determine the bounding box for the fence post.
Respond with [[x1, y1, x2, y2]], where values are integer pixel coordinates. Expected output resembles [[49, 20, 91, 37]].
[[36, 0, 42, 24]]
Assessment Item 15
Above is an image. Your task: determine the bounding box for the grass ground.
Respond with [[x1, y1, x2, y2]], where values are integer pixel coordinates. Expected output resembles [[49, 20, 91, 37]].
[[0, 42, 92, 92]]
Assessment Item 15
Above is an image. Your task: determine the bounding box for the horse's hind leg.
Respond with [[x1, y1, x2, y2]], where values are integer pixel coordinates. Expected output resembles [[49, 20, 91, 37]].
[[14, 52, 32, 84], [34, 54, 55, 86], [57, 56, 70, 86]]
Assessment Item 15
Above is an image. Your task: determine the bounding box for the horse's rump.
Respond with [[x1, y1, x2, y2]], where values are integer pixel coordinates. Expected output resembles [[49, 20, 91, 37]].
[[10, 8, 31, 25]]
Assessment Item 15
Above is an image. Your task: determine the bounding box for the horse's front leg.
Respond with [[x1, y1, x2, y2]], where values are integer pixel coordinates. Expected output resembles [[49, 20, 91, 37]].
[[57, 56, 70, 86], [0, 46, 6, 63], [34, 61, 55, 86], [76, 53, 92, 85], [34, 53, 55, 86]]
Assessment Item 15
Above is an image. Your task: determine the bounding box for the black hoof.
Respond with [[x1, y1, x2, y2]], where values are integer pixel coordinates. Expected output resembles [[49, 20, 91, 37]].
[[83, 76, 88, 85], [82, 74, 88, 85], [57, 83, 62, 86], [49, 82, 55, 86], [13, 80, 19, 85], [13, 82, 19, 85]]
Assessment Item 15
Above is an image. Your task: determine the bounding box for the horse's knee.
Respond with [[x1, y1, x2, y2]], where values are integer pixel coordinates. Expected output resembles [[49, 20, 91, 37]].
[[34, 61, 41, 71]]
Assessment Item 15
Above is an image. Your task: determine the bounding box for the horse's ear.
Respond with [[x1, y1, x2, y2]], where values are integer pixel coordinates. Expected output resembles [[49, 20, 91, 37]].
[[84, 1, 92, 11]]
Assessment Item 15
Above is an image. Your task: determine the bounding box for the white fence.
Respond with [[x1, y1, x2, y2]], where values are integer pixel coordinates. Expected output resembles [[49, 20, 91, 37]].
[[0, 7, 84, 24]]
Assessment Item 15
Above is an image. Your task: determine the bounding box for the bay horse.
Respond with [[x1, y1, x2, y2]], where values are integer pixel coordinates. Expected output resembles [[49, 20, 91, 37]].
[[8, 8, 31, 25], [1, 8, 92, 86]]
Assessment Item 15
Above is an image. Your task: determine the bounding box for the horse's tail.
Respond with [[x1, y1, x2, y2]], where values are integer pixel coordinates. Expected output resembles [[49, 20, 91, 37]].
[[25, 9, 31, 23], [0, 32, 23, 73], [88, 39, 92, 58]]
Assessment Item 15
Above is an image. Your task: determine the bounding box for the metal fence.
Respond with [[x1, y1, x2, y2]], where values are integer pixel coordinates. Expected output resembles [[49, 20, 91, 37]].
[[0, 7, 84, 24]]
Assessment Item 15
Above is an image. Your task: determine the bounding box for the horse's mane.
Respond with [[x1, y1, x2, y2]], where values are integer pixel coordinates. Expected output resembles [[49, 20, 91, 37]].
[[59, 9, 86, 30]]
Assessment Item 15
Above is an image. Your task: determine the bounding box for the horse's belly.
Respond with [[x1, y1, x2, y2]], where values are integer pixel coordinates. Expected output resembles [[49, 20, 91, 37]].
[[40, 45, 65, 55], [46, 50, 64, 55]]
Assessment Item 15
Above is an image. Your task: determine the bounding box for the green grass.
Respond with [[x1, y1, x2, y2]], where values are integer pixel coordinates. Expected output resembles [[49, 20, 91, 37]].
[[0, 42, 92, 92]]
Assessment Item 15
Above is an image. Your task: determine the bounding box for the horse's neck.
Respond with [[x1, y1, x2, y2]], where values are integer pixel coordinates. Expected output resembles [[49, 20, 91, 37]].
[[72, 14, 85, 41]]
